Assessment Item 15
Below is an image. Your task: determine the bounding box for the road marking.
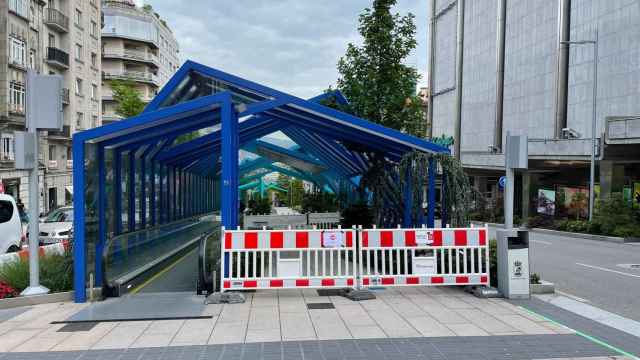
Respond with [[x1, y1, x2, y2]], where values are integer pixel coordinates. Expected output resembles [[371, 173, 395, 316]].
[[576, 263, 640, 279], [531, 239, 552, 245], [519, 306, 640, 359], [130, 249, 195, 294]]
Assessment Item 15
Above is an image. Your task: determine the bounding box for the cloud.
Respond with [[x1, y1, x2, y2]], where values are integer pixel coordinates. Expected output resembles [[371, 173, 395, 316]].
[[141, 0, 427, 98]]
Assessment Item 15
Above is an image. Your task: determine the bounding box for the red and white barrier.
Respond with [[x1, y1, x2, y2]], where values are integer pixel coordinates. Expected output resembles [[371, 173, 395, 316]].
[[359, 225, 490, 287], [0, 241, 70, 267], [221, 227, 357, 291]]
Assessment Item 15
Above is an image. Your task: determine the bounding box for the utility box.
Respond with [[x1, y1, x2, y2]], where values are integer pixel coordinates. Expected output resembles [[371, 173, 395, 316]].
[[496, 228, 530, 299]]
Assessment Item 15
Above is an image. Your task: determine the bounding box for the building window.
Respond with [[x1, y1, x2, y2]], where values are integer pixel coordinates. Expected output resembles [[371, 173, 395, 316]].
[[90, 20, 98, 38], [29, 49, 36, 69], [75, 43, 83, 61], [49, 145, 56, 161], [76, 112, 84, 128], [92, 115, 98, 128], [74, 9, 82, 28], [48, 33, 55, 48], [9, 36, 26, 66], [91, 52, 97, 67], [91, 84, 97, 100], [8, 0, 28, 18], [9, 81, 26, 114], [75, 78, 83, 96], [1, 134, 15, 161]]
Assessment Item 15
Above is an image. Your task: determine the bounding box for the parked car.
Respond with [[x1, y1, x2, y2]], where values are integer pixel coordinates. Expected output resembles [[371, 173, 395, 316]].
[[0, 194, 23, 253], [38, 206, 73, 245]]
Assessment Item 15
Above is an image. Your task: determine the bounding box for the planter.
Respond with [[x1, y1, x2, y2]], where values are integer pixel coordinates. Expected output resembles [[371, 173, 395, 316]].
[[530, 280, 555, 294]]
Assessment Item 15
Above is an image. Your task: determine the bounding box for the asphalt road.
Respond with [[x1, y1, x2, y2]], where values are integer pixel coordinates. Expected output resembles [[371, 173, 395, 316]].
[[527, 232, 640, 322], [136, 248, 199, 293]]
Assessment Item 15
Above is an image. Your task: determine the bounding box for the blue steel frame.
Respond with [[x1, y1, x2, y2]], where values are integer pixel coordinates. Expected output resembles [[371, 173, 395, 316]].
[[72, 61, 451, 303]]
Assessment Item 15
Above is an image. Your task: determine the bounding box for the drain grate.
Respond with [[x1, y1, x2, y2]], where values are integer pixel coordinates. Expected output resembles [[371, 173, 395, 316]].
[[57, 322, 98, 332], [307, 303, 335, 310]]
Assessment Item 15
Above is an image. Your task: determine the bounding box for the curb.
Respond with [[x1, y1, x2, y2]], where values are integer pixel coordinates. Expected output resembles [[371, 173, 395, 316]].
[[471, 221, 633, 244], [0, 288, 101, 310], [0, 291, 72, 309]]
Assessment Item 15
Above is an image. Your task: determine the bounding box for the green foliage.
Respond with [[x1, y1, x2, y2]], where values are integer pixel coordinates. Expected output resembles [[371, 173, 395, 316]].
[[556, 219, 590, 233], [592, 193, 640, 237], [0, 251, 73, 293], [302, 191, 338, 213], [336, 0, 425, 137], [569, 192, 588, 220], [0, 258, 28, 291], [290, 179, 305, 209], [175, 130, 201, 145], [435, 153, 473, 227], [530, 273, 541, 285], [489, 239, 497, 287], [246, 197, 271, 215], [341, 201, 374, 228], [110, 80, 146, 118]]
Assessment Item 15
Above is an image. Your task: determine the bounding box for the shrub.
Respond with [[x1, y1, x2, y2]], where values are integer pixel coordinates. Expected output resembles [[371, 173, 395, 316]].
[[0, 259, 29, 292], [525, 215, 555, 229], [592, 193, 640, 237], [0, 250, 73, 294]]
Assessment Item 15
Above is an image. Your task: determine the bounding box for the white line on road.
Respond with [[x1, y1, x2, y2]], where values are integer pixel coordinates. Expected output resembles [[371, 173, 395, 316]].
[[531, 239, 552, 245], [576, 263, 640, 279]]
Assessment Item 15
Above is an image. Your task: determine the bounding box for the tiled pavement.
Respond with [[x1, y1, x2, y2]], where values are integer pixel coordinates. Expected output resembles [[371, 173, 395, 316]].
[[0, 336, 627, 360], [0, 287, 635, 359]]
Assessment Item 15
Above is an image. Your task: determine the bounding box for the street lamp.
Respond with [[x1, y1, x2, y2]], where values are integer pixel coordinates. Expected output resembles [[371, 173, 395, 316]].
[[561, 29, 598, 221]]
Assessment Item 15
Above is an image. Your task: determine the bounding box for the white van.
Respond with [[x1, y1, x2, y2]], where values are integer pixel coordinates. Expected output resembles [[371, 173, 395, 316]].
[[0, 194, 23, 253]]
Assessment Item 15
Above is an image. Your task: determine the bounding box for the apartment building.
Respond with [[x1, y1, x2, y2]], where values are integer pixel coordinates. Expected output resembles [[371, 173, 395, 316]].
[[101, 0, 179, 124], [0, 0, 102, 213], [427, 0, 640, 219]]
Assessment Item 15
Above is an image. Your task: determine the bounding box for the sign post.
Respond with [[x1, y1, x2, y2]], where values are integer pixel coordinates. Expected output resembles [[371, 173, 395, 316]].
[[18, 70, 63, 297]]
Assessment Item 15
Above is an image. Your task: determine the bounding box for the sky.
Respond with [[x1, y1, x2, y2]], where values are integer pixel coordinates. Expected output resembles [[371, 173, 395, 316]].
[[134, 0, 429, 99]]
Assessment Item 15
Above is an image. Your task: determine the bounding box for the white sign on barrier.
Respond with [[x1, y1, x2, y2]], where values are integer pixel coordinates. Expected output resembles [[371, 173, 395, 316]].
[[322, 231, 344, 248], [413, 257, 436, 275], [415, 230, 434, 245]]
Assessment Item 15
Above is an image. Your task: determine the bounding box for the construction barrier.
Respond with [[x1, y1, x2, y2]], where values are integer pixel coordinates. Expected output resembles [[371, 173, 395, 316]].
[[221, 227, 357, 291], [0, 241, 70, 267], [359, 225, 490, 287]]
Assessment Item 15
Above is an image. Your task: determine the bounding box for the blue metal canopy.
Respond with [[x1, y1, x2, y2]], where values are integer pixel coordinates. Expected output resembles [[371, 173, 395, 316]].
[[71, 60, 450, 303]]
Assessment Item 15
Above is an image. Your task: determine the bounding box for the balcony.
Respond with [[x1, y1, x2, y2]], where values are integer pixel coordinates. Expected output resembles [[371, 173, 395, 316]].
[[8, 103, 25, 115], [103, 49, 158, 67], [48, 125, 71, 141], [62, 88, 70, 105], [48, 160, 58, 169], [44, 8, 69, 33], [45, 47, 69, 69], [102, 71, 158, 85]]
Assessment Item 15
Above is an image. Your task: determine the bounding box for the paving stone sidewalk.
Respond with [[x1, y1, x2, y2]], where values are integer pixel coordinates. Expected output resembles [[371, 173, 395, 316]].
[[0, 287, 636, 359]]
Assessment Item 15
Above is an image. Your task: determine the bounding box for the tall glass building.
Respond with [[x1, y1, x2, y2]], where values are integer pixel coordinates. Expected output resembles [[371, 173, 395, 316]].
[[428, 0, 640, 220]]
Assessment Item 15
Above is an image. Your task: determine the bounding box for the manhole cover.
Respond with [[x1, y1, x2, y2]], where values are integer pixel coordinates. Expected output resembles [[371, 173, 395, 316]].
[[307, 303, 335, 310], [617, 264, 640, 270]]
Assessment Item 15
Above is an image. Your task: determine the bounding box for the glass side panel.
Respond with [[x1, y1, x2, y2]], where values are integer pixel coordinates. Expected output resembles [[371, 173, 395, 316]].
[[158, 70, 271, 109], [103, 214, 219, 286]]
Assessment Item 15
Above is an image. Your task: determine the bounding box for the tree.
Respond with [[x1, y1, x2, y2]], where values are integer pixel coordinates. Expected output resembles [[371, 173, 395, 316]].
[[336, 0, 425, 137], [110, 80, 146, 118]]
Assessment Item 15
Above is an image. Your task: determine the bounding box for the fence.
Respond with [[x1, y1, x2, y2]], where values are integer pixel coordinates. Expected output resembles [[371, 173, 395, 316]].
[[243, 212, 341, 230], [359, 225, 489, 287], [220, 224, 490, 292], [221, 227, 357, 291]]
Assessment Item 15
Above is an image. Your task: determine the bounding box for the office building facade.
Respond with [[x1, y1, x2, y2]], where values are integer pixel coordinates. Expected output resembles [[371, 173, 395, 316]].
[[428, 0, 640, 219]]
